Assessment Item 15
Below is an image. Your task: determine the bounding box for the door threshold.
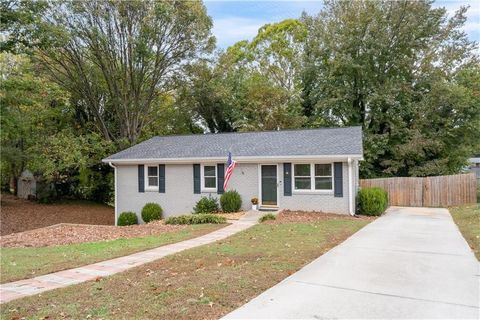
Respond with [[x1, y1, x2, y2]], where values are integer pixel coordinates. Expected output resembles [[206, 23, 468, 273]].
[[259, 206, 279, 211]]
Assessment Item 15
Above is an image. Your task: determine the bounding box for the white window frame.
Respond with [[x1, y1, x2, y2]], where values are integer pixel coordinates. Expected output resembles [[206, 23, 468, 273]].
[[293, 163, 312, 191], [201, 164, 217, 192], [145, 165, 159, 191], [292, 162, 334, 193]]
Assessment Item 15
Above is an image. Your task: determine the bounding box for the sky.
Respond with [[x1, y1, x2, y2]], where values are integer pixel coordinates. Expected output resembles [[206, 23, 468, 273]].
[[204, 0, 480, 49]]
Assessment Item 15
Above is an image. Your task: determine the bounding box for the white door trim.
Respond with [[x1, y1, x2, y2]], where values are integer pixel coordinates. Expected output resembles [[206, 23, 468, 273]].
[[258, 164, 279, 208]]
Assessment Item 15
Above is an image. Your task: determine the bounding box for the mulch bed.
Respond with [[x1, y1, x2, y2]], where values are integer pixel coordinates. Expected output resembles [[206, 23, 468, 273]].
[[215, 211, 246, 220], [266, 210, 375, 224], [0, 194, 114, 236], [0, 221, 188, 248]]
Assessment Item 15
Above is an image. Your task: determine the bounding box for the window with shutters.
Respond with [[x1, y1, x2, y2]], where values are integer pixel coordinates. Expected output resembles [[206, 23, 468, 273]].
[[201, 164, 217, 191], [294, 164, 311, 190], [145, 166, 158, 191], [314, 164, 332, 190], [293, 163, 333, 192]]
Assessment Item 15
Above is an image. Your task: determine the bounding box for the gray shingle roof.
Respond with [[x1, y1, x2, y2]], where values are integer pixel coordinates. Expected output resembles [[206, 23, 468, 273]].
[[104, 127, 363, 161]]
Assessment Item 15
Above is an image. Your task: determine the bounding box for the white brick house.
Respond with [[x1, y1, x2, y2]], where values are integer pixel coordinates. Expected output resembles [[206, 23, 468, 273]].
[[103, 127, 363, 224]]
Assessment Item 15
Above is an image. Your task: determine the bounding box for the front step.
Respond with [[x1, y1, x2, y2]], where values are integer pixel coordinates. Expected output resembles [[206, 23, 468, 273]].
[[258, 206, 279, 212]]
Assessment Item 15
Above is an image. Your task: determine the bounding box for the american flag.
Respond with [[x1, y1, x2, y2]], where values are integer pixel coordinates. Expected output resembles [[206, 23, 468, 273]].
[[223, 152, 236, 190]]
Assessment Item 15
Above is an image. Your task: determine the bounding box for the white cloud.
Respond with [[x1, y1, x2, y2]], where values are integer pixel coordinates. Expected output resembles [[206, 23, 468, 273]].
[[434, 0, 480, 39], [212, 17, 268, 48], [463, 21, 480, 32]]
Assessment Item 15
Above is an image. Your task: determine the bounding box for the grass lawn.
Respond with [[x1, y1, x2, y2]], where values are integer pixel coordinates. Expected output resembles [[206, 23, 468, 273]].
[[0, 224, 223, 284], [450, 204, 480, 260], [1, 217, 370, 320]]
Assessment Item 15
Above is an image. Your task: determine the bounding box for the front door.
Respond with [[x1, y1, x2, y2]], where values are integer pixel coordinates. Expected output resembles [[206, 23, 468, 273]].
[[261, 165, 278, 206]]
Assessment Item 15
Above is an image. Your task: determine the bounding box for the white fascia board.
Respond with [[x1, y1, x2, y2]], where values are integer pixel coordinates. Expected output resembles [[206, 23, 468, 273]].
[[102, 154, 364, 165]]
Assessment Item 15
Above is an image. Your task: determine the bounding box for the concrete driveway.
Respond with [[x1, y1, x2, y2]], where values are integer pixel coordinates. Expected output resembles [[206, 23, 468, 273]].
[[224, 207, 480, 319]]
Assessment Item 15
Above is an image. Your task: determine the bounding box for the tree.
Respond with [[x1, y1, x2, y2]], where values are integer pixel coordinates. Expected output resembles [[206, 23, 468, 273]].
[[233, 74, 305, 131], [176, 59, 237, 133], [37, 0, 214, 144], [302, 0, 479, 177], [0, 53, 116, 200], [180, 19, 307, 133], [0, 0, 52, 53], [0, 53, 70, 193]]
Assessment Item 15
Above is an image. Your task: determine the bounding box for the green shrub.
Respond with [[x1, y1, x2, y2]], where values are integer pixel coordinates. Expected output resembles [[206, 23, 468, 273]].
[[117, 211, 138, 226], [357, 187, 388, 216], [36, 180, 57, 204], [259, 213, 276, 223], [165, 214, 226, 225], [193, 196, 219, 214], [220, 190, 242, 213], [141, 202, 163, 223]]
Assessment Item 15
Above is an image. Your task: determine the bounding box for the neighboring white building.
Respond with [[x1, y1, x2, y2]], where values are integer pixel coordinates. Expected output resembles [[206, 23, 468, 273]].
[[103, 127, 363, 224]]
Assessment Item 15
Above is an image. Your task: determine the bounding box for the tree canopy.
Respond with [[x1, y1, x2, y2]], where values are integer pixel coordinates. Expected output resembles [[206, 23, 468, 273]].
[[301, 0, 479, 177]]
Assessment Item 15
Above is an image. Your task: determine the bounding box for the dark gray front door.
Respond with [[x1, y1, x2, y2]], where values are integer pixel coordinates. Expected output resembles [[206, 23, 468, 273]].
[[261, 165, 277, 206]]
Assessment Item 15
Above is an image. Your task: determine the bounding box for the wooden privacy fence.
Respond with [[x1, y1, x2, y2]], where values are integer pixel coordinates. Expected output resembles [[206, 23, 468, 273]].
[[360, 173, 477, 207]]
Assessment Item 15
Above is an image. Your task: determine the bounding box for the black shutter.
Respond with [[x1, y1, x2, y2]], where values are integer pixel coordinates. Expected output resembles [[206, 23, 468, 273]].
[[284, 163, 292, 196], [334, 162, 343, 197], [193, 164, 200, 194], [158, 164, 165, 193], [217, 163, 225, 194], [138, 165, 145, 193]]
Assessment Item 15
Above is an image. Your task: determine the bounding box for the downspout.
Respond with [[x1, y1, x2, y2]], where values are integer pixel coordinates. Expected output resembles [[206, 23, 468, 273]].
[[108, 162, 118, 226], [348, 157, 354, 216]]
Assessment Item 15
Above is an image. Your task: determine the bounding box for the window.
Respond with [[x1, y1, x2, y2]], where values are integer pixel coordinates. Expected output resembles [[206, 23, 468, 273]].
[[147, 166, 158, 188], [294, 164, 311, 190], [202, 165, 217, 190], [293, 163, 333, 192], [315, 164, 332, 190]]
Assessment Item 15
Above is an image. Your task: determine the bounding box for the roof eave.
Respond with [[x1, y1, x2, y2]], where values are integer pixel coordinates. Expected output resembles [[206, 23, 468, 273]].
[[103, 154, 364, 165]]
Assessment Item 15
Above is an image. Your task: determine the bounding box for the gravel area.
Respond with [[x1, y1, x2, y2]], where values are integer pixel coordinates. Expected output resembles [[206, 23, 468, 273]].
[[1, 194, 114, 236], [0, 221, 189, 248], [268, 210, 375, 224]]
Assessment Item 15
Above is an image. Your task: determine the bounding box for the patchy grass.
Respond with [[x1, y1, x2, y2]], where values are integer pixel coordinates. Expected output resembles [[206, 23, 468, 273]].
[[450, 204, 480, 260], [259, 213, 276, 222], [1, 217, 370, 320], [0, 224, 223, 284]]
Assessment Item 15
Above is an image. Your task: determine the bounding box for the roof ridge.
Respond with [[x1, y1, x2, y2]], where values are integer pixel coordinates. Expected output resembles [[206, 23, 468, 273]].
[[151, 126, 362, 140]]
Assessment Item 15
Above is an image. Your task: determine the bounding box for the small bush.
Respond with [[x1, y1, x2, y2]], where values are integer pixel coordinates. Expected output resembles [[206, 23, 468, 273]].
[[259, 213, 276, 223], [220, 190, 242, 213], [251, 197, 258, 205], [165, 214, 226, 225], [118, 211, 138, 226], [193, 196, 219, 214], [141, 202, 163, 223], [357, 187, 388, 216], [36, 180, 57, 204]]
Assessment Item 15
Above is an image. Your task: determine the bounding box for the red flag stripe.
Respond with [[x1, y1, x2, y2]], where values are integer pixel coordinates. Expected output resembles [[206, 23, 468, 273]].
[[223, 161, 236, 190]]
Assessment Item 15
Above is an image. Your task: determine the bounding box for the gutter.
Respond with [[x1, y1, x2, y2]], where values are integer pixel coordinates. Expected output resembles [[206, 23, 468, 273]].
[[102, 154, 364, 165], [108, 162, 118, 226]]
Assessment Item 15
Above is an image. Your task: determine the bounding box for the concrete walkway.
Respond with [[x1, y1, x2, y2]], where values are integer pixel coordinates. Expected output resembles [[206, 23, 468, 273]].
[[0, 211, 261, 304], [224, 207, 480, 319]]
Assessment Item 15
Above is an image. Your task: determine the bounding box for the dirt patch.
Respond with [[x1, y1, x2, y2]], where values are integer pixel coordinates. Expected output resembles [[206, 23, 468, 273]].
[[215, 211, 246, 220], [0, 194, 114, 236], [0, 221, 192, 248], [266, 210, 375, 224]]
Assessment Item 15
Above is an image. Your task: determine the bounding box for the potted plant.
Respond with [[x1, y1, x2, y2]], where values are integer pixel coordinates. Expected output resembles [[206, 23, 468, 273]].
[[251, 197, 258, 211]]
